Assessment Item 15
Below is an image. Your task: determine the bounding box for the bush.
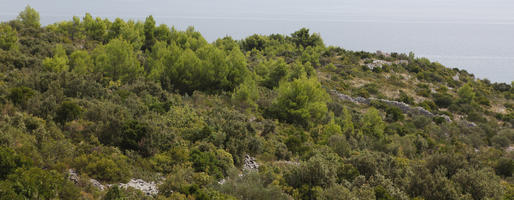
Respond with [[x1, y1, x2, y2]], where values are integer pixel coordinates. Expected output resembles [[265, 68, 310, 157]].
[[0, 147, 31, 179], [8, 86, 35, 106], [495, 158, 513, 177], [433, 93, 453, 108], [361, 108, 385, 139], [55, 101, 82, 124], [269, 76, 329, 127], [73, 152, 131, 183]]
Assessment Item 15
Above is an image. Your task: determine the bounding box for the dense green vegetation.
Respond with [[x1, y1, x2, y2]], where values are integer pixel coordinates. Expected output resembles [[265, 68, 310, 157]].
[[0, 6, 513, 200]]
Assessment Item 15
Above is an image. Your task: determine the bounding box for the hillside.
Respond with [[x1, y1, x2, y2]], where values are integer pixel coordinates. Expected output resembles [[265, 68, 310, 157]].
[[0, 6, 513, 200]]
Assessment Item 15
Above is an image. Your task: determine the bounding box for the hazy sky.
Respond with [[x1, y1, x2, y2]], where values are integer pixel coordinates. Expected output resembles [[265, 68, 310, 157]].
[[2, 0, 514, 24]]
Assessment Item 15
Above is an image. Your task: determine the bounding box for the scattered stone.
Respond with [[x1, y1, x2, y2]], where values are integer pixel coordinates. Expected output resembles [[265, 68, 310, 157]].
[[506, 146, 514, 153]]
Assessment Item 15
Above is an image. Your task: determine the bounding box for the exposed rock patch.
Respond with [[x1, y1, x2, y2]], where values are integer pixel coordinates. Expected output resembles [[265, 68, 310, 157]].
[[67, 169, 80, 184], [89, 179, 106, 191], [243, 155, 259, 171], [119, 179, 159, 196], [331, 90, 482, 127], [332, 90, 450, 121], [66, 169, 159, 195]]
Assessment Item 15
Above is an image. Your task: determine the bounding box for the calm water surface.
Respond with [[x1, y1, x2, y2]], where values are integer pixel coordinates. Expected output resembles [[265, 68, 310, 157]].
[[1, 0, 513, 83]]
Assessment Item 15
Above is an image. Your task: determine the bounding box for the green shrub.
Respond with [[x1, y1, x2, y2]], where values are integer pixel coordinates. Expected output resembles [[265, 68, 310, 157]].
[[8, 86, 34, 106], [269, 76, 329, 127], [55, 101, 82, 124]]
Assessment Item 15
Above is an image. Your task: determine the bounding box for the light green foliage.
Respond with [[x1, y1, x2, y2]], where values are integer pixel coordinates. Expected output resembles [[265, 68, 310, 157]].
[[457, 83, 475, 104], [83, 13, 106, 41], [162, 42, 249, 94], [106, 18, 125, 41], [361, 107, 385, 139], [93, 38, 143, 82], [0, 23, 17, 51], [17, 5, 40, 28], [260, 58, 289, 89], [42, 44, 69, 72], [73, 152, 131, 182], [232, 78, 259, 108], [270, 76, 329, 127], [338, 106, 354, 135], [69, 50, 93, 74], [288, 60, 315, 81], [6, 167, 78, 200]]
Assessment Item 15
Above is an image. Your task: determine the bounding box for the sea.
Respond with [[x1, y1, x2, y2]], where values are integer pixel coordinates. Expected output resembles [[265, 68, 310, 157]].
[[1, 0, 513, 83]]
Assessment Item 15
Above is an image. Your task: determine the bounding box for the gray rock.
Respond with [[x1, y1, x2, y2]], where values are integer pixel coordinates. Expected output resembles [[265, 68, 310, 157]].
[[89, 179, 105, 191], [67, 169, 80, 184], [119, 179, 159, 196], [243, 155, 259, 171], [331, 90, 452, 122]]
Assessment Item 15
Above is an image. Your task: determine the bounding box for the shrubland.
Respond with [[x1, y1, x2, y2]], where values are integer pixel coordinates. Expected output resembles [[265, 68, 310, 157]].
[[0, 6, 513, 200]]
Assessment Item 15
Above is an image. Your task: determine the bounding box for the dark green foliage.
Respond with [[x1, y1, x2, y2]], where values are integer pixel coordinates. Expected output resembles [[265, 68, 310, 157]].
[[142, 15, 156, 51], [396, 90, 414, 105], [0, 147, 31, 179], [190, 143, 234, 179], [452, 168, 503, 200], [375, 186, 394, 200], [385, 106, 404, 122], [6, 167, 79, 200], [8, 86, 34, 106], [55, 101, 82, 124], [290, 28, 323, 48], [433, 93, 453, 108], [495, 158, 514, 177], [119, 120, 150, 155], [103, 185, 122, 200], [242, 34, 266, 51]]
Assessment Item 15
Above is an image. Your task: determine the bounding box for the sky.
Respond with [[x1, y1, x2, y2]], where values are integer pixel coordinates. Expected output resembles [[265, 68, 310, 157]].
[[2, 0, 514, 24]]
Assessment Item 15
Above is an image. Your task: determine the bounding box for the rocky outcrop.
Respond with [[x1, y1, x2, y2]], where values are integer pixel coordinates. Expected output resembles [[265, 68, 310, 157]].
[[89, 179, 106, 191], [219, 155, 260, 185], [67, 169, 80, 184], [331, 90, 450, 121], [243, 155, 259, 171], [66, 169, 159, 195], [119, 179, 159, 196]]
